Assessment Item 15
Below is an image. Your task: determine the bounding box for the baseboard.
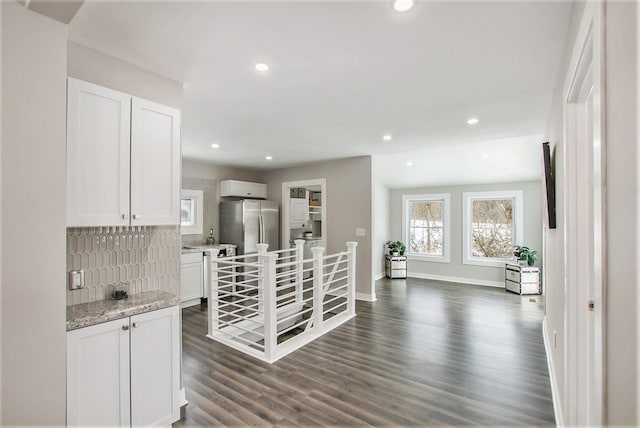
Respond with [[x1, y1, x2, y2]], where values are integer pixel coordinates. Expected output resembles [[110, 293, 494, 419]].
[[178, 387, 187, 407], [407, 271, 503, 288], [356, 292, 377, 302], [542, 319, 563, 426], [374, 272, 385, 280]]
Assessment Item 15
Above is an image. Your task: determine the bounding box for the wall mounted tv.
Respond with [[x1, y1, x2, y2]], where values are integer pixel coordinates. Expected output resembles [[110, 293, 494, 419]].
[[542, 142, 557, 229]]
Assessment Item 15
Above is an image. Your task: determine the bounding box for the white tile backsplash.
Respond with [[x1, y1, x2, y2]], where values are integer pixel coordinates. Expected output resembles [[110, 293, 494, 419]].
[[67, 226, 180, 306]]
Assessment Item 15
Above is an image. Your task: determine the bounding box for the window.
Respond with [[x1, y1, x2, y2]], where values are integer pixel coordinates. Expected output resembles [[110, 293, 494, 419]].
[[463, 190, 523, 267], [402, 194, 450, 263], [180, 189, 203, 235]]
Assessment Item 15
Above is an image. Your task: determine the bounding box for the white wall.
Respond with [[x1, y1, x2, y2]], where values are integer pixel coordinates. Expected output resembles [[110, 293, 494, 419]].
[[389, 181, 542, 286], [544, 1, 639, 425], [373, 176, 390, 279], [603, 1, 638, 423], [182, 159, 261, 244], [1, 3, 67, 424], [67, 41, 183, 108], [260, 156, 374, 301]]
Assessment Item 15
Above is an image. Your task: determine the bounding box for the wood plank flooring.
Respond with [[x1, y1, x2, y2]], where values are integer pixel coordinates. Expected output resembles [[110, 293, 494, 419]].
[[175, 278, 555, 426]]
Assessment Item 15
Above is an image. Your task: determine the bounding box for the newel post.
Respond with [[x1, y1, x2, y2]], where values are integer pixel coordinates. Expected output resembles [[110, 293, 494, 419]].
[[208, 252, 219, 336], [256, 243, 269, 311], [261, 252, 278, 362], [294, 239, 305, 303], [346, 241, 358, 316], [312, 246, 325, 332]]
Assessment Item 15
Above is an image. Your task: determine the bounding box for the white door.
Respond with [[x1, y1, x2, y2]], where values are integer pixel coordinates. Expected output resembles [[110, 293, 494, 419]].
[[130, 97, 181, 225], [130, 306, 180, 426], [67, 318, 131, 427], [66, 78, 131, 227]]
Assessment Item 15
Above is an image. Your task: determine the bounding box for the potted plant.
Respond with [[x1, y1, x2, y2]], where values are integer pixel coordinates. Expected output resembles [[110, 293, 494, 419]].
[[513, 245, 538, 266], [386, 240, 406, 257]]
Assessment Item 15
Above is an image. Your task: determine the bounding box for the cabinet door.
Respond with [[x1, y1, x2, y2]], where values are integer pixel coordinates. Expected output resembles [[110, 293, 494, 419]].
[[67, 78, 131, 227], [181, 260, 204, 302], [67, 318, 131, 427], [130, 97, 181, 225], [130, 306, 180, 426]]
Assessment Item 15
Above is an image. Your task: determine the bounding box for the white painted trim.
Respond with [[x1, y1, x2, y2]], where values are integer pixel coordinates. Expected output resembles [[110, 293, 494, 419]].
[[374, 272, 385, 280], [408, 271, 503, 288], [356, 292, 377, 302], [401, 193, 451, 263], [462, 190, 524, 268], [178, 388, 187, 407], [543, 320, 564, 427]]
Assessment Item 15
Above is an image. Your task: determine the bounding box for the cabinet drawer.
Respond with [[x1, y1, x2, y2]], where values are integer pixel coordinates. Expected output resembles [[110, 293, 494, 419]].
[[505, 268, 520, 283]]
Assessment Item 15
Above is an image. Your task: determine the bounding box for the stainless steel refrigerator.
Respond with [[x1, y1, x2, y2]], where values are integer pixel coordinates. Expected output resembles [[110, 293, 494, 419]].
[[219, 200, 279, 255]]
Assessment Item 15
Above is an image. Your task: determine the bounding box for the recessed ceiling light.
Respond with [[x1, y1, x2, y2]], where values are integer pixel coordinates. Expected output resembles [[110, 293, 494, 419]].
[[383, 135, 392, 141], [406, 161, 413, 167], [482, 153, 489, 159], [210, 143, 220, 149], [467, 118, 480, 125], [255, 62, 270, 72], [393, 0, 414, 12], [265, 156, 273, 160]]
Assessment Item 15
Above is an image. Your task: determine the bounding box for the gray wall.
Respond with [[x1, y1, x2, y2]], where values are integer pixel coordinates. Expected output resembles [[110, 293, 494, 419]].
[[1, 3, 67, 424], [543, 1, 639, 424], [390, 181, 542, 285], [373, 176, 390, 279], [68, 41, 183, 108], [260, 156, 374, 300], [181, 159, 261, 245]]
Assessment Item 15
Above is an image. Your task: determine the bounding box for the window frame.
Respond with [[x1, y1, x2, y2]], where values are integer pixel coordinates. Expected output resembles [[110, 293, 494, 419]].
[[462, 190, 523, 267], [180, 189, 204, 235], [402, 193, 451, 263]]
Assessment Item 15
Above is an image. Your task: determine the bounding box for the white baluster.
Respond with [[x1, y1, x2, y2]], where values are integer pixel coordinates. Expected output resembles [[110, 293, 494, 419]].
[[346, 241, 358, 316], [312, 246, 325, 333], [208, 255, 219, 336], [261, 252, 278, 362], [294, 239, 305, 304]]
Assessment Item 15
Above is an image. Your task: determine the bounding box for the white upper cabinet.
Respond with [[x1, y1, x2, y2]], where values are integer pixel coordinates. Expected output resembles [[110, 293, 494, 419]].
[[130, 97, 181, 225], [66, 78, 181, 227], [220, 180, 267, 199], [67, 78, 131, 227]]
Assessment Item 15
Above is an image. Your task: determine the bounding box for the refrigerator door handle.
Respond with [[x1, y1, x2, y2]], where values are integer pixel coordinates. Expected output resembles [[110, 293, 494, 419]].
[[258, 213, 264, 244]]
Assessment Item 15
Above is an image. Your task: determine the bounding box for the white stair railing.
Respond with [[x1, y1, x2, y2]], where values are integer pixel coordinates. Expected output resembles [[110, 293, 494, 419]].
[[207, 241, 358, 363]]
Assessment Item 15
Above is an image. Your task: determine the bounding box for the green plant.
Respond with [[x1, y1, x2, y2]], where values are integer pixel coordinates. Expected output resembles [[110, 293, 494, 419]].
[[513, 245, 538, 266], [386, 240, 406, 256]]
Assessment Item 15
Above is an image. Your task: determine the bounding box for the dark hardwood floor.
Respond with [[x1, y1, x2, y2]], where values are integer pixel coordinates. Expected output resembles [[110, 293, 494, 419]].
[[175, 278, 555, 426]]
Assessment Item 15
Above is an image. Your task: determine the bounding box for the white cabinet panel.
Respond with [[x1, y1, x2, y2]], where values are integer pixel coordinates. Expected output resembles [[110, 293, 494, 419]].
[[220, 180, 267, 199], [291, 198, 309, 228], [67, 79, 180, 227], [67, 78, 130, 227], [181, 255, 204, 302], [66, 306, 180, 427], [131, 98, 181, 225], [67, 318, 130, 427], [130, 306, 180, 427]]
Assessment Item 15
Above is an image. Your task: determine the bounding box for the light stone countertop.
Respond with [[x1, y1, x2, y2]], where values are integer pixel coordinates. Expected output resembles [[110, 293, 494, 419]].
[[180, 243, 236, 255], [66, 290, 179, 331]]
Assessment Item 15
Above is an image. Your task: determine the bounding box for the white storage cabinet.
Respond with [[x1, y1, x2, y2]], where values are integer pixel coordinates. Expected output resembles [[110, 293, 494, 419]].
[[66, 306, 180, 427], [385, 255, 407, 279], [290, 198, 309, 228], [220, 180, 267, 199], [181, 252, 204, 307], [504, 263, 541, 295], [67, 78, 181, 227]]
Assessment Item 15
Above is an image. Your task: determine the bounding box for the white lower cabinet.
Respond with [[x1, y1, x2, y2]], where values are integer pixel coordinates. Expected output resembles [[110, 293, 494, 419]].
[[181, 252, 204, 307], [67, 305, 180, 427]]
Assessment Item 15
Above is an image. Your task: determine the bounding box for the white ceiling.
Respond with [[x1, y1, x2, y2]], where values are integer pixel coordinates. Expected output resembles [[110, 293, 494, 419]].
[[68, 1, 573, 188]]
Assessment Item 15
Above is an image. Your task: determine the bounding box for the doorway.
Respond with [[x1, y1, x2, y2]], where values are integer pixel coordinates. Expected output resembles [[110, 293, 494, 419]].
[[281, 179, 327, 253]]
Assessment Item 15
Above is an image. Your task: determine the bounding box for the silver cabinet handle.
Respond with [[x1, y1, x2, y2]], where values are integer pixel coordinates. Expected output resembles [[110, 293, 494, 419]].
[[122, 213, 129, 220], [132, 214, 140, 220], [122, 325, 129, 331], [132, 322, 140, 328]]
